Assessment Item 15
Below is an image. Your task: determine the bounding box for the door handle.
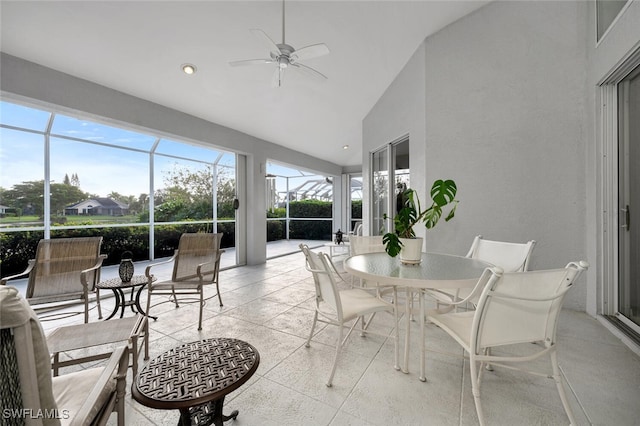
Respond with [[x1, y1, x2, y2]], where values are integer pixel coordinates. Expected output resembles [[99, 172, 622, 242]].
[[621, 205, 630, 231]]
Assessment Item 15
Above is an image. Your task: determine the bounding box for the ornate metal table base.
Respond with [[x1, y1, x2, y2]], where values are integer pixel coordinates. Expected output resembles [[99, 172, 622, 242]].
[[181, 397, 238, 426], [97, 275, 157, 320]]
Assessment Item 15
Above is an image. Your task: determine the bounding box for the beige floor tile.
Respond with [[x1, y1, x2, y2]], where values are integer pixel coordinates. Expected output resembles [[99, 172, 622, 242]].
[[19, 249, 640, 426]]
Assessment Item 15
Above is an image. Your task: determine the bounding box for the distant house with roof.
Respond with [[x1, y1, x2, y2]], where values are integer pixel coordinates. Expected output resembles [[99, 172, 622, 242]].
[[65, 198, 129, 216]]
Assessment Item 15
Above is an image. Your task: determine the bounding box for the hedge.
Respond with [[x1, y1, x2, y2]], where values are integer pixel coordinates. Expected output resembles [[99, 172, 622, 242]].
[[1, 199, 342, 276], [0, 222, 236, 277]]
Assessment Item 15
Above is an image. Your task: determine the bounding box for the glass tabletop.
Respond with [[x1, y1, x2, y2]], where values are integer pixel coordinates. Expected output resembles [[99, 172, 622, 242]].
[[343, 252, 492, 288]]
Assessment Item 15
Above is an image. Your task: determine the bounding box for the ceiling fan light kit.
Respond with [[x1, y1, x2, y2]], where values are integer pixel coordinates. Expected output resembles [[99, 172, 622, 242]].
[[229, 0, 329, 87]]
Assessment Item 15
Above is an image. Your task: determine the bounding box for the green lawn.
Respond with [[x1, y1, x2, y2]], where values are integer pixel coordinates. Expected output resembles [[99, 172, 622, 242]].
[[0, 215, 141, 225]]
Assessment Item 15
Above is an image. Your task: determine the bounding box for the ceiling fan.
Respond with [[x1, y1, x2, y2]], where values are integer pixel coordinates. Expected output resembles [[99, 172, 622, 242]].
[[229, 0, 330, 87]]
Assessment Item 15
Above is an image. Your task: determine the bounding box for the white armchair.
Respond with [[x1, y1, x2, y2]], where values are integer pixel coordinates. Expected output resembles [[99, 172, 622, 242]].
[[428, 235, 536, 311], [427, 261, 588, 425]]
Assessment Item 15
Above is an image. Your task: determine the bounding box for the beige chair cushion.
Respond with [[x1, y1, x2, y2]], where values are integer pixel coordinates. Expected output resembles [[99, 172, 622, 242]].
[[52, 367, 116, 426], [0, 286, 58, 418]]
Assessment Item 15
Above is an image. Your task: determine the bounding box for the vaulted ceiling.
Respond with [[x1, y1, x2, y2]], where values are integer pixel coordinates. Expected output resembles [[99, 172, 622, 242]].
[[1, 1, 489, 167]]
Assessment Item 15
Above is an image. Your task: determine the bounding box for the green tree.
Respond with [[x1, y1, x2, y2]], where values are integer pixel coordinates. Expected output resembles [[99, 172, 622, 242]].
[[2, 180, 87, 216], [127, 193, 147, 214], [159, 163, 235, 221]]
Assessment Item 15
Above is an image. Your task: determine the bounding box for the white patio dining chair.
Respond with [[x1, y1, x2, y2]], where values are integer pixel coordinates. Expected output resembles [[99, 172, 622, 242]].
[[349, 235, 416, 318], [300, 244, 399, 387], [427, 235, 536, 311], [348, 235, 387, 289], [427, 261, 588, 426]]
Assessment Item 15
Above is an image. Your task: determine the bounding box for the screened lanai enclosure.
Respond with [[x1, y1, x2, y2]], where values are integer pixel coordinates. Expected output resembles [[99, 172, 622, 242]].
[[0, 100, 240, 275], [264, 163, 362, 258], [0, 100, 364, 275]]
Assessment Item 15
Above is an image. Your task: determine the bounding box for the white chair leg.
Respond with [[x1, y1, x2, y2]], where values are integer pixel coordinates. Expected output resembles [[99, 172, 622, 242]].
[[409, 290, 415, 321], [327, 326, 343, 387], [393, 286, 400, 371], [305, 312, 318, 348], [484, 347, 493, 372], [551, 350, 577, 425], [470, 358, 486, 426]]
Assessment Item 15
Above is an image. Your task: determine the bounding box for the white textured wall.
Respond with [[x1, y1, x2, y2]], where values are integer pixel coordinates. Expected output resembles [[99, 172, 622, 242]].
[[364, 1, 590, 310], [363, 43, 426, 236]]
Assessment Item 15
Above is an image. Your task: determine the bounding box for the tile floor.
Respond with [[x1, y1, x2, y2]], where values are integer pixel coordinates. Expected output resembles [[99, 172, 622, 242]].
[[26, 250, 640, 425]]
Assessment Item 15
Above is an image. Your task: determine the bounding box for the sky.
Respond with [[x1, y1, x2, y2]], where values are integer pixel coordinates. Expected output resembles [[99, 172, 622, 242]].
[[0, 100, 333, 201]]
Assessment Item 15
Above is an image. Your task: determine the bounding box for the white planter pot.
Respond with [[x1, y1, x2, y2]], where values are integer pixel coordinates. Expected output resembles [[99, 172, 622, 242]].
[[399, 237, 423, 265]]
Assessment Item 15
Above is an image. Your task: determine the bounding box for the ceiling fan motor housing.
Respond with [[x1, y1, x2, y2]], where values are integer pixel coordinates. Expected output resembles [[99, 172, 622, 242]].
[[271, 43, 295, 68]]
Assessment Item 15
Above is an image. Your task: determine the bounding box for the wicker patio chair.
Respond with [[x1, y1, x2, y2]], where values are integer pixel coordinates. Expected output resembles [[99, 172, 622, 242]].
[[145, 232, 224, 331], [0, 286, 129, 426], [0, 237, 106, 323]]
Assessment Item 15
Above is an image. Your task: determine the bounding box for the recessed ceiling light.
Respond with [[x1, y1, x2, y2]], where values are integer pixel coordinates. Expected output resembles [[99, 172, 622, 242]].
[[343, 145, 349, 150], [181, 64, 197, 75]]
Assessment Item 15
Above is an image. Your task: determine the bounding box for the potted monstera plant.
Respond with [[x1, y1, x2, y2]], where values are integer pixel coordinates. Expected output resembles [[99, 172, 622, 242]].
[[383, 179, 459, 264]]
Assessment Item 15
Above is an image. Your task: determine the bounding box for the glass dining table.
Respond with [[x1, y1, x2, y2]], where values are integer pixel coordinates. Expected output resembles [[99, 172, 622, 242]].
[[343, 251, 492, 381]]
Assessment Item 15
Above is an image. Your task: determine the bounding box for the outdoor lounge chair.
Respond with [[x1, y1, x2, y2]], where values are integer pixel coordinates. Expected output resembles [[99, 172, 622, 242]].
[[0, 236, 106, 323], [0, 286, 129, 426], [145, 232, 224, 331]]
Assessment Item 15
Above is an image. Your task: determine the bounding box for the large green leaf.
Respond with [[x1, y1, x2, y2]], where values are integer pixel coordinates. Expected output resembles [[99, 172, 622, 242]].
[[430, 179, 457, 207], [444, 201, 458, 222], [382, 233, 402, 257], [424, 205, 443, 229]]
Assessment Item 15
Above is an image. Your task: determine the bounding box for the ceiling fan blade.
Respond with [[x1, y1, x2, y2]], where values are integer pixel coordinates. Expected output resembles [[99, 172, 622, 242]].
[[229, 59, 274, 67], [250, 29, 282, 56], [271, 67, 285, 88], [290, 63, 327, 81], [290, 43, 330, 62]]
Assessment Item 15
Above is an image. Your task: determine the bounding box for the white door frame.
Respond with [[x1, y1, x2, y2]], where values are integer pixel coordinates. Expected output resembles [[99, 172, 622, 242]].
[[599, 47, 640, 333]]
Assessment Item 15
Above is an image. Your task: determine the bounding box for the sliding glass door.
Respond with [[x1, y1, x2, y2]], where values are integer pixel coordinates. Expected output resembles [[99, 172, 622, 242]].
[[618, 63, 640, 331], [370, 137, 410, 236]]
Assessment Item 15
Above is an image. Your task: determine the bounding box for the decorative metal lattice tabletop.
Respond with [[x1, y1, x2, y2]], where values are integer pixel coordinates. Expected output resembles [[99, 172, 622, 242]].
[[132, 337, 260, 426]]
